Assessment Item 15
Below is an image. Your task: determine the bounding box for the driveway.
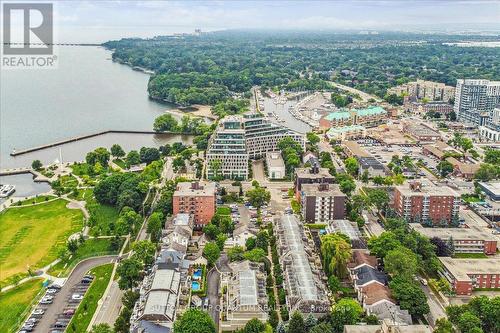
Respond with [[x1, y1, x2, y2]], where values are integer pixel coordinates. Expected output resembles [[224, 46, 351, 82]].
[[33, 256, 117, 333], [252, 160, 266, 183], [420, 284, 447, 327]]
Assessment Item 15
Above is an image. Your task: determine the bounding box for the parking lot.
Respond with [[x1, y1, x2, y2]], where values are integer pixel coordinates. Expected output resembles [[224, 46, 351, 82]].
[[27, 256, 116, 333]]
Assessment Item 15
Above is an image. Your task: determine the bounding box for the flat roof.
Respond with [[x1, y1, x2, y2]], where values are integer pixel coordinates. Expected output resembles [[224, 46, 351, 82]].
[[405, 122, 440, 137], [266, 151, 285, 168], [479, 182, 500, 195], [301, 183, 344, 197], [324, 111, 351, 121], [326, 125, 366, 134], [238, 270, 258, 306], [396, 182, 459, 197], [172, 213, 191, 226], [343, 141, 370, 157], [295, 167, 334, 179], [327, 220, 361, 241], [410, 224, 495, 241], [439, 257, 500, 281], [174, 181, 216, 197]]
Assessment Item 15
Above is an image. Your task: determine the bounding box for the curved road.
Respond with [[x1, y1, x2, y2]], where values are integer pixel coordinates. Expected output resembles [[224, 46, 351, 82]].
[[33, 255, 118, 333]]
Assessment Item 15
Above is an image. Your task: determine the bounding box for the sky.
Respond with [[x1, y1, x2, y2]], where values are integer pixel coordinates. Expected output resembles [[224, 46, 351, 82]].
[[8, 0, 500, 43]]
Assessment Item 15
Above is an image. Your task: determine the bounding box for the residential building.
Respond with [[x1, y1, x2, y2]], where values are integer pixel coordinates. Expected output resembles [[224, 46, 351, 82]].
[[206, 113, 305, 179], [275, 215, 330, 316], [173, 181, 216, 228], [409, 224, 497, 255], [393, 181, 460, 226], [294, 164, 335, 198], [301, 183, 346, 223], [206, 116, 249, 180], [454, 79, 500, 127], [243, 113, 305, 159], [348, 250, 378, 271], [479, 107, 500, 142], [344, 319, 432, 333], [445, 157, 481, 180], [351, 265, 388, 289], [302, 151, 318, 165], [326, 220, 363, 248], [320, 106, 387, 130], [265, 151, 286, 179], [403, 122, 441, 142], [439, 257, 500, 295], [219, 261, 268, 331], [478, 181, 500, 201], [326, 125, 367, 141], [164, 213, 194, 253], [358, 156, 386, 178], [407, 100, 454, 116], [388, 79, 455, 102]]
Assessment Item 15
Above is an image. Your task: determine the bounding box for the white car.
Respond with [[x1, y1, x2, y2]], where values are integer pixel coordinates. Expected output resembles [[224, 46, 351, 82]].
[[32, 309, 44, 316], [46, 288, 58, 294], [71, 294, 84, 300]]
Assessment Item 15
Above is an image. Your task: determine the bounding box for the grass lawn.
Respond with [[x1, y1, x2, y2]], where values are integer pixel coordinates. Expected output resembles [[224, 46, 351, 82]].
[[0, 278, 44, 333], [0, 199, 83, 284], [66, 264, 113, 333], [60, 175, 79, 188], [216, 206, 231, 215], [48, 238, 120, 277], [113, 159, 128, 169], [453, 252, 488, 259], [14, 195, 56, 206]]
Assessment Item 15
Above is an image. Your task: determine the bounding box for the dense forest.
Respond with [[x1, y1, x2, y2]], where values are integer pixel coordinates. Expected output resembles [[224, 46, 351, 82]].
[[103, 31, 500, 106]]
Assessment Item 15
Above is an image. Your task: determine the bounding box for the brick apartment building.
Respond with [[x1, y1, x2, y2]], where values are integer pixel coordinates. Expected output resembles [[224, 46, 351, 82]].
[[300, 183, 346, 223], [394, 181, 460, 226], [439, 257, 500, 295], [294, 164, 335, 199], [410, 224, 497, 255], [173, 181, 216, 228]]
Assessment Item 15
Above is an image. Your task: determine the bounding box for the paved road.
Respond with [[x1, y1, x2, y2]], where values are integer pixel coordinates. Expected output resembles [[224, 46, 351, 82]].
[[421, 284, 447, 327], [33, 256, 117, 333], [251, 160, 266, 183], [92, 279, 123, 326]]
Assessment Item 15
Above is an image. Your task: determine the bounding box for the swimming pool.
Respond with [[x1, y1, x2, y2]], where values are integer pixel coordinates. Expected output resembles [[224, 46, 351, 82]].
[[192, 281, 201, 291], [192, 268, 202, 280]]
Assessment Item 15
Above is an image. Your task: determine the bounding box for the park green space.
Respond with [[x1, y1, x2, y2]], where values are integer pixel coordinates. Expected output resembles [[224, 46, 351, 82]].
[[48, 238, 120, 277], [0, 199, 83, 285], [0, 278, 43, 333], [66, 264, 113, 333], [13, 195, 57, 206]]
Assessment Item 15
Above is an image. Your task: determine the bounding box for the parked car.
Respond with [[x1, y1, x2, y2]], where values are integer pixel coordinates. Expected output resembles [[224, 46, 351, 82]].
[[32, 309, 44, 316], [41, 295, 53, 301], [53, 322, 67, 328], [63, 309, 75, 316], [81, 279, 92, 284], [420, 278, 428, 286], [72, 294, 84, 300], [40, 299, 52, 304], [46, 288, 58, 294]]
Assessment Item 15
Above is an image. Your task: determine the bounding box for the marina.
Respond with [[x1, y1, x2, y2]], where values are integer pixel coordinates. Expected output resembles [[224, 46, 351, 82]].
[[0, 184, 15, 198]]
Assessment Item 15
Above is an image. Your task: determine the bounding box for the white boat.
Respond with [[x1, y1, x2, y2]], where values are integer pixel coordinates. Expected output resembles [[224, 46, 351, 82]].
[[0, 184, 15, 198]]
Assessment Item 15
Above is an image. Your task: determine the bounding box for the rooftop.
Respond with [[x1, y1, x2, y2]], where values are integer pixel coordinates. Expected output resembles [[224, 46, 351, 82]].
[[396, 181, 459, 197], [174, 181, 216, 197], [356, 106, 386, 117], [360, 283, 394, 305], [358, 156, 385, 170], [172, 213, 191, 226], [326, 220, 362, 244], [266, 151, 285, 169], [324, 111, 351, 121], [479, 181, 500, 195], [326, 125, 366, 134], [439, 257, 500, 281], [445, 157, 481, 175], [295, 167, 334, 179], [354, 266, 388, 287], [301, 183, 344, 197], [405, 122, 440, 138], [409, 224, 495, 241], [350, 250, 378, 269]]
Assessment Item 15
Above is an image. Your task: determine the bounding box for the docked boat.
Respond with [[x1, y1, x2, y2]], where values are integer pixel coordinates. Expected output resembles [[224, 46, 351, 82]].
[[0, 184, 15, 198]]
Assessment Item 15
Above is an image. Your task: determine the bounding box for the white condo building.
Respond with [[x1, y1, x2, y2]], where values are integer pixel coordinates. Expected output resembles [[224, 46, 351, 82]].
[[207, 113, 305, 180], [454, 79, 500, 127]]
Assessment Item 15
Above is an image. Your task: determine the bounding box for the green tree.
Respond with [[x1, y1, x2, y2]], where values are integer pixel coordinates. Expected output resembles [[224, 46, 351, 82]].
[[227, 245, 245, 261], [154, 114, 179, 132], [384, 247, 418, 278], [474, 163, 500, 181], [203, 242, 221, 266], [89, 323, 113, 333], [31, 160, 43, 171], [173, 308, 216, 333], [367, 232, 402, 258], [241, 318, 266, 333], [147, 212, 163, 242], [389, 276, 430, 317], [216, 233, 228, 251], [306, 132, 320, 145], [246, 186, 271, 208], [320, 233, 352, 278], [288, 311, 306, 333], [255, 231, 268, 251], [330, 298, 363, 333], [126, 150, 141, 166], [457, 312, 483, 333], [116, 258, 144, 290], [367, 189, 389, 211], [437, 160, 454, 177], [344, 157, 359, 176], [111, 144, 125, 159], [433, 318, 455, 333], [131, 240, 157, 266]]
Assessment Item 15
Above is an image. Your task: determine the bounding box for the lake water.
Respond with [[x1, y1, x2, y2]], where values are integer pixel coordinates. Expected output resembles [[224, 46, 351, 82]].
[[0, 46, 178, 169]]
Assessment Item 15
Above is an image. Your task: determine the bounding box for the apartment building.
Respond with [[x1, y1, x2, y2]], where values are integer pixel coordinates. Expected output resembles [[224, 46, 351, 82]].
[[219, 261, 268, 331], [275, 214, 330, 316], [479, 107, 500, 142], [300, 183, 346, 223], [439, 257, 500, 295], [206, 113, 304, 179], [294, 164, 335, 199], [173, 181, 216, 228], [407, 100, 454, 115], [410, 224, 497, 255], [393, 181, 460, 226], [206, 116, 249, 180], [319, 106, 387, 130], [454, 79, 500, 127], [388, 79, 455, 102], [326, 125, 367, 141]]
